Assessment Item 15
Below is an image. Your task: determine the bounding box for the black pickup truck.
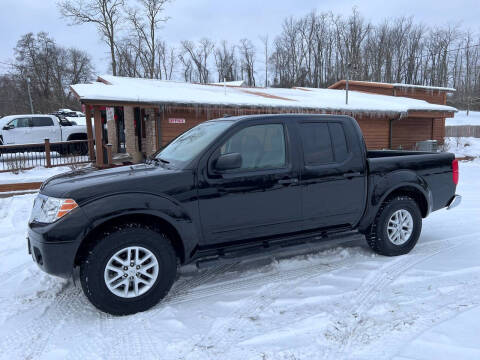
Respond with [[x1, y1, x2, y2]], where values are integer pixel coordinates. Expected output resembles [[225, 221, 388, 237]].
[[28, 114, 461, 315]]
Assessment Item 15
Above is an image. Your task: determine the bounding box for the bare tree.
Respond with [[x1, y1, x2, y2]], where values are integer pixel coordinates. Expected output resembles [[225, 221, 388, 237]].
[[214, 41, 237, 82], [58, 0, 124, 75], [239, 38, 256, 86], [128, 0, 170, 79], [180, 38, 214, 83], [259, 34, 269, 86], [4, 32, 94, 115], [156, 41, 176, 80]]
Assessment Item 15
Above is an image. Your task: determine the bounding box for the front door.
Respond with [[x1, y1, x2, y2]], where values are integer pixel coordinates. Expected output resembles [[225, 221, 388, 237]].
[[2, 117, 31, 144], [197, 120, 302, 245], [298, 119, 366, 230]]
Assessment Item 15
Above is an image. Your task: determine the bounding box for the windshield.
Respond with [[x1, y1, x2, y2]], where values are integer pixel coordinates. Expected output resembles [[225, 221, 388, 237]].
[[156, 120, 233, 166]]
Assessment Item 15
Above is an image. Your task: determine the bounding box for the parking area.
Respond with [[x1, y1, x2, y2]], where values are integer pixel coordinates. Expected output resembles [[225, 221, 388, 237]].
[[0, 161, 478, 360]]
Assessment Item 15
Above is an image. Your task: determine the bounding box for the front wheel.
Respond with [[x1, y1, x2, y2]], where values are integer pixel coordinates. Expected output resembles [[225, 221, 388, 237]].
[[80, 224, 177, 315], [365, 196, 422, 256]]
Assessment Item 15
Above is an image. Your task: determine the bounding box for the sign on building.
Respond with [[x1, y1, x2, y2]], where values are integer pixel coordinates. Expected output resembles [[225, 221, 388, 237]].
[[168, 118, 186, 124], [106, 107, 115, 122]]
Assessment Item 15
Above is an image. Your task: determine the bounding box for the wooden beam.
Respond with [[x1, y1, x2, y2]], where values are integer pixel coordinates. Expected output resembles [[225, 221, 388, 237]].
[[85, 104, 95, 161], [94, 106, 104, 167]]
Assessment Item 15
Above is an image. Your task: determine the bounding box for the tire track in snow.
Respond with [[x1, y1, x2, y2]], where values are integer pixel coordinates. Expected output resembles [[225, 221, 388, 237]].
[[0, 280, 78, 360], [0, 260, 32, 286], [186, 254, 368, 360], [80, 262, 240, 359], [323, 231, 480, 360], [351, 279, 480, 360]]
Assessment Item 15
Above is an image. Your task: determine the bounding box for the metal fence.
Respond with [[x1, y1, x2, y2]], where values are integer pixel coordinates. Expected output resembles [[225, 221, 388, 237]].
[[0, 139, 94, 173], [445, 126, 480, 138]]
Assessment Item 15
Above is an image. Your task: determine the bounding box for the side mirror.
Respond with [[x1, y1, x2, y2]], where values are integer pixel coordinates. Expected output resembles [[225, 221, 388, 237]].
[[3, 124, 13, 130], [215, 152, 242, 171]]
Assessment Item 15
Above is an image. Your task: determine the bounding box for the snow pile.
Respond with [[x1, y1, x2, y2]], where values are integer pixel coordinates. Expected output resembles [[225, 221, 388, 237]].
[[70, 75, 457, 116], [0, 163, 479, 359], [446, 110, 480, 126], [444, 137, 480, 158]]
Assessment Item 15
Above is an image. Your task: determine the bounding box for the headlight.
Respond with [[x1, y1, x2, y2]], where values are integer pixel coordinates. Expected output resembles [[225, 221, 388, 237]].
[[30, 194, 78, 224]]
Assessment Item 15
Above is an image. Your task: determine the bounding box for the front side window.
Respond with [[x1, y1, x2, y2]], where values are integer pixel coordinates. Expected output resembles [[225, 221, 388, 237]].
[[31, 117, 54, 127], [220, 123, 286, 171], [9, 117, 31, 128], [156, 120, 233, 165]]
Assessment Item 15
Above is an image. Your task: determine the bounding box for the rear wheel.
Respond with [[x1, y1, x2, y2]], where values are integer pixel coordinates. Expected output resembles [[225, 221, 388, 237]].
[[80, 224, 177, 315], [365, 196, 422, 256]]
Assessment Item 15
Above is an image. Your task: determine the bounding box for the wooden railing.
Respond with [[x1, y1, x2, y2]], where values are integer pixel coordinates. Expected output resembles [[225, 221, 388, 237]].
[[0, 139, 94, 173]]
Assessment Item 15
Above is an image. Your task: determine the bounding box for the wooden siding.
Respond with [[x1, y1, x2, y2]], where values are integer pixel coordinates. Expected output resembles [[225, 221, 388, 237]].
[[160, 106, 392, 150], [394, 89, 446, 105], [391, 117, 441, 149], [356, 118, 390, 149]]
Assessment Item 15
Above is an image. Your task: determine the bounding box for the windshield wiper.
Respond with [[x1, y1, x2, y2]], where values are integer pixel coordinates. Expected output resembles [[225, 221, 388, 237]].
[[157, 157, 170, 164]]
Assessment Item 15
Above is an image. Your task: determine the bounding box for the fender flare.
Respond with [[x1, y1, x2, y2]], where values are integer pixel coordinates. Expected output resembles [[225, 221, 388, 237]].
[[76, 192, 199, 263], [358, 170, 432, 232]]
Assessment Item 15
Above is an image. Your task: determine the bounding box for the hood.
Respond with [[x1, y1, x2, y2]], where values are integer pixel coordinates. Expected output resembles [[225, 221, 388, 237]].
[[0, 116, 15, 128], [40, 163, 188, 203]]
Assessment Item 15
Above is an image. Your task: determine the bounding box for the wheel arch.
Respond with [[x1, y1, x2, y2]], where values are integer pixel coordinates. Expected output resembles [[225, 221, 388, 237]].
[[74, 212, 186, 267], [67, 132, 88, 141], [359, 177, 432, 233]]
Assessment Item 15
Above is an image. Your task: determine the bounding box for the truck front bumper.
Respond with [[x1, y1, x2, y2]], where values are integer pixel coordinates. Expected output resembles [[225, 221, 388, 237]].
[[28, 232, 77, 278], [447, 194, 462, 210], [27, 206, 89, 279]]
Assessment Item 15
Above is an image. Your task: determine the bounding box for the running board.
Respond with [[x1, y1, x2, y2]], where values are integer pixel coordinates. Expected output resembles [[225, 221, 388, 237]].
[[195, 226, 354, 268]]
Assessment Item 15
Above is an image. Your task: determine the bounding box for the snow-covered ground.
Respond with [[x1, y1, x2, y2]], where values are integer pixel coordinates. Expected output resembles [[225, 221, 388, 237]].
[[444, 137, 480, 158], [446, 110, 480, 126], [0, 162, 479, 360]]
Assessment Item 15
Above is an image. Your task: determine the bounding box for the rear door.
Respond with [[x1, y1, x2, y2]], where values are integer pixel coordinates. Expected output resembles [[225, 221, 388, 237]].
[[298, 118, 366, 230], [31, 116, 60, 143], [197, 119, 302, 245]]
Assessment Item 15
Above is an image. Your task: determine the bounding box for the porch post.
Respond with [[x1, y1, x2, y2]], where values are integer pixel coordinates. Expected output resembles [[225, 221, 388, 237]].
[[85, 104, 95, 161], [94, 106, 104, 167]]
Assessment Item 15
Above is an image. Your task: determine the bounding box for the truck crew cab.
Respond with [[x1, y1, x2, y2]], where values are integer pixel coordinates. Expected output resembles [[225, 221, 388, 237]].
[[27, 114, 461, 315], [0, 114, 88, 154]]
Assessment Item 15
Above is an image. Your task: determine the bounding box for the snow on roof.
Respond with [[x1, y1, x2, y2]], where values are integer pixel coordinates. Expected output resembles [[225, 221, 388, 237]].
[[446, 111, 480, 126], [329, 80, 456, 92], [70, 75, 457, 116], [209, 80, 246, 87], [392, 83, 456, 92]]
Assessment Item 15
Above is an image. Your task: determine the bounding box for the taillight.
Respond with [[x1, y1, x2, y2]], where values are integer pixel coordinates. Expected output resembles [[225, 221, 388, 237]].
[[452, 159, 459, 185]]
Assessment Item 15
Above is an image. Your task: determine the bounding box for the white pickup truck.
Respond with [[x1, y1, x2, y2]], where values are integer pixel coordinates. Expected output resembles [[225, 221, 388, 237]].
[[0, 114, 89, 154]]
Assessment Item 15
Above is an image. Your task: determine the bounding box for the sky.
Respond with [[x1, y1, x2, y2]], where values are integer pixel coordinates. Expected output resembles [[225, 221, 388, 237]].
[[0, 0, 478, 76]]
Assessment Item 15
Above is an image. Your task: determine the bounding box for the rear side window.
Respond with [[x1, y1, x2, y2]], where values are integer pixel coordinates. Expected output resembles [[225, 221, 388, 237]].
[[32, 117, 54, 127], [328, 123, 349, 163], [299, 122, 333, 165], [299, 122, 349, 165]]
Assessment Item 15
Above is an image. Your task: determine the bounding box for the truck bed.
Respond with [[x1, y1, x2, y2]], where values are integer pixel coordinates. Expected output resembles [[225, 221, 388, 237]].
[[366, 150, 456, 213]]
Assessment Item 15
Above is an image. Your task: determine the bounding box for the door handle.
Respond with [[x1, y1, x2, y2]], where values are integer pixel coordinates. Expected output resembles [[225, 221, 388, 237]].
[[343, 172, 362, 179], [278, 178, 299, 185]]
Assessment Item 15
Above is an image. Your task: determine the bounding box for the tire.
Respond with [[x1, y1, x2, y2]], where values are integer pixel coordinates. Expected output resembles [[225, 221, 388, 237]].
[[365, 196, 422, 256], [80, 224, 177, 315], [67, 142, 88, 156]]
